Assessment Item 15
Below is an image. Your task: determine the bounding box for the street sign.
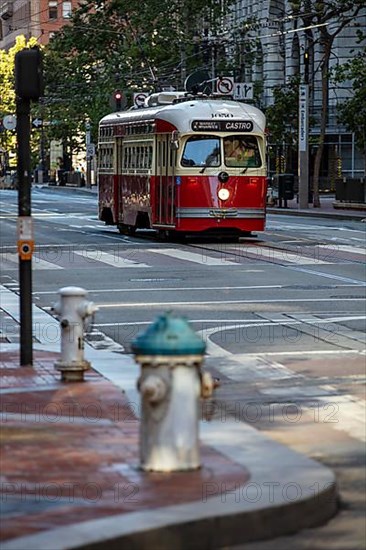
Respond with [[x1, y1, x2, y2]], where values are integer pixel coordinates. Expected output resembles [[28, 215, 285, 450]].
[[233, 83, 254, 100], [133, 93, 148, 108], [3, 115, 17, 130], [32, 118, 43, 128], [299, 84, 309, 152], [86, 144, 95, 158], [216, 77, 234, 94]]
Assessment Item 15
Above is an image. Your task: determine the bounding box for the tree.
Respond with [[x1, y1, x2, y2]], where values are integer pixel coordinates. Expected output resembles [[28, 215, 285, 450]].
[[43, 0, 233, 147], [0, 35, 39, 164], [290, 0, 365, 206], [333, 37, 366, 176], [265, 76, 300, 174]]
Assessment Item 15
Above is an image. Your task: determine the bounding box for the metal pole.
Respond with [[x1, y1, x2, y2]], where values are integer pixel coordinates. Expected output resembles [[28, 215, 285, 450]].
[[16, 96, 33, 366], [298, 83, 309, 209], [85, 121, 91, 188], [298, 48, 310, 209], [211, 41, 216, 81]]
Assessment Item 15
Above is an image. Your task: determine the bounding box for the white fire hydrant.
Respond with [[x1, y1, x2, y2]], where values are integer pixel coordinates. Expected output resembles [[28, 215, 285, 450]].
[[52, 287, 98, 382], [132, 313, 215, 472]]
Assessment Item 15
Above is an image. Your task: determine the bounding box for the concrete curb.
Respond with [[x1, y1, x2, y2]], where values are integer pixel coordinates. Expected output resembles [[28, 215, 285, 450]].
[[266, 207, 365, 221], [1, 285, 338, 549], [33, 183, 98, 196]]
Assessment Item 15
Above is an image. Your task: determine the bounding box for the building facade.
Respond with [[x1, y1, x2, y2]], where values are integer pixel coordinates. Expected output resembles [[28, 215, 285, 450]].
[[228, 0, 366, 181], [0, 0, 76, 48]]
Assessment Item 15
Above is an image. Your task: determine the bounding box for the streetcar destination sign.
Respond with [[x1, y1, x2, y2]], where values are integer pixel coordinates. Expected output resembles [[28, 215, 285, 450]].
[[192, 120, 253, 132]]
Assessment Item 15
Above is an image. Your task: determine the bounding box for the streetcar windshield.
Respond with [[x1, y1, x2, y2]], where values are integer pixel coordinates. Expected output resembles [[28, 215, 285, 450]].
[[224, 136, 261, 168], [181, 135, 261, 169], [181, 136, 220, 167]]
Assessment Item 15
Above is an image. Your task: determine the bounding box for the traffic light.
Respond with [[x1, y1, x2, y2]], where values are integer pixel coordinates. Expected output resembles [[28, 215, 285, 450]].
[[114, 90, 123, 111], [109, 90, 126, 112], [15, 47, 44, 100]]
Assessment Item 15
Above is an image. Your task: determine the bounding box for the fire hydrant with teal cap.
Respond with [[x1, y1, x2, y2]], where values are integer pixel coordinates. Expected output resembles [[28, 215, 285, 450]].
[[132, 313, 215, 472]]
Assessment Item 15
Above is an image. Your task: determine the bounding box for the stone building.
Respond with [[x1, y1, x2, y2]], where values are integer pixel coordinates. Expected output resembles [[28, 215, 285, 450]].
[[228, 0, 365, 182]]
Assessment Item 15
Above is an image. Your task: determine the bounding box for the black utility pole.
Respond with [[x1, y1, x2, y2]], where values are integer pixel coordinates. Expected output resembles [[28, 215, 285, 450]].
[[15, 47, 44, 366], [16, 95, 33, 366]]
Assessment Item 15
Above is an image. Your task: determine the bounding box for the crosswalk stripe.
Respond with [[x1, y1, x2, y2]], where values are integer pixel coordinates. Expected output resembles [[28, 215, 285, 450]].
[[2, 245, 362, 272], [73, 251, 149, 268], [318, 244, 366, 256], [3, 253, 63, 270], [227, 246, 329, 265], [147, 248, 239, 265]]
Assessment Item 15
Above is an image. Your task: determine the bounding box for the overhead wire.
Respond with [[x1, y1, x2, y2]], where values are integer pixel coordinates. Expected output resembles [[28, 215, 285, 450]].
[[4, 3, 363, 97]]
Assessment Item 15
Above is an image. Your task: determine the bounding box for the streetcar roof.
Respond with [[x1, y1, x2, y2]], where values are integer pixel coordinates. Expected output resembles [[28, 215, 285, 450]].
[[99, 97, 266, 134]]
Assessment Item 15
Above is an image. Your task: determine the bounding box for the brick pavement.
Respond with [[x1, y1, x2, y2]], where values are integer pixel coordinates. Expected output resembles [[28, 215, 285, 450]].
[[0, 283, 339, 549], [0, 350, 250, 543]]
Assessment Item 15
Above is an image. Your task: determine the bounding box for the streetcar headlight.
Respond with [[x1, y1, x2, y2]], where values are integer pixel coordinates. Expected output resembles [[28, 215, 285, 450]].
[[218, 188, 230, 201]]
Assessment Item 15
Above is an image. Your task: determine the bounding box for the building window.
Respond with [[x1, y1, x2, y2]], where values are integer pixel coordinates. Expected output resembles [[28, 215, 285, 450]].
[[49, 1, 58, 19], [62, 1, 71, 18]]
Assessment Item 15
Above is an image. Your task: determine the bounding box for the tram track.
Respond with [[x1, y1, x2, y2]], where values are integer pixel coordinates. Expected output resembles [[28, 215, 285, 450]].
[[184, 239, 366, 267]]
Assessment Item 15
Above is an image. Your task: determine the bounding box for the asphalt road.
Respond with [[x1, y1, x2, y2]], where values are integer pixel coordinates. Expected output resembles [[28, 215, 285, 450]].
[[1, 186, 365, 549]]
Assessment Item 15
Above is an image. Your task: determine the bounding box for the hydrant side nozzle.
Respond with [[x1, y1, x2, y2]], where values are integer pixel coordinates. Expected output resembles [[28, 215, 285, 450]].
[[77, 301, 99, 318], [200, 371, 214, 399], [140, 375, 167, 404], [51, 301, 61, 316], [60, 318, 70, 329]]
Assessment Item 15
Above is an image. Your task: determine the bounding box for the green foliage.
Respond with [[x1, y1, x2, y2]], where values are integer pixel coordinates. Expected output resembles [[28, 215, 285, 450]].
[[332, 43, 366, 154], [42, 0, 234, 145], [0, 35, 39, 159], [265, 76, 300, 148]]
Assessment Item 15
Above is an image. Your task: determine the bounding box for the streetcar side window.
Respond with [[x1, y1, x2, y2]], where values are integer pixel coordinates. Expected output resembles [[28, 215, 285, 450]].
[[181, 136, 220, 167], [122, 142, 154, 171], [224, 136, 261, 168]]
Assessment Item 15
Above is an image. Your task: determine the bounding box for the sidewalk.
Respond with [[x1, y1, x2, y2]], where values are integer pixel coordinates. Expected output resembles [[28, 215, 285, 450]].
[[0, 286, 338, 549], [266, 195, 366, 221]]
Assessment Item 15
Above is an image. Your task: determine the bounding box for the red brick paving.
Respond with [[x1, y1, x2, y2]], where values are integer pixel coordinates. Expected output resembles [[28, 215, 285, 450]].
[[0, 350, 250, 542]]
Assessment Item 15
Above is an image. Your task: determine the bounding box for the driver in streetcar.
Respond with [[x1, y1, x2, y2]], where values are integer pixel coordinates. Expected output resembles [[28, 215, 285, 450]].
[[224, 138, 257, 167]]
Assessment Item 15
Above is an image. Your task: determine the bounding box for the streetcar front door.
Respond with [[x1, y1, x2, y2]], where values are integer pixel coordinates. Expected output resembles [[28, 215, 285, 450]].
[[155, 134, 176, 227]]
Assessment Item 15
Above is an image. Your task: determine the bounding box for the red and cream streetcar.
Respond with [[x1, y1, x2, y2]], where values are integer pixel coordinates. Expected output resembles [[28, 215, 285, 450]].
[[97, 91, 267, 237]]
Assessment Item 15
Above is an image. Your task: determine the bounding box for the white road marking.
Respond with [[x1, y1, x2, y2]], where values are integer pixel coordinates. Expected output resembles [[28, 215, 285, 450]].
[[97, 297, 366, 308], [318, 244, 366, 256], [229, 245, 330, 265], [3, 253, 63, 270], [34, 284, 284, 295], [290, 266, 365, 286], [73, 251, 149, 268], [93, 315, 366, 329], [147, 248, 239, 266], [199, 323, 366, 443]]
